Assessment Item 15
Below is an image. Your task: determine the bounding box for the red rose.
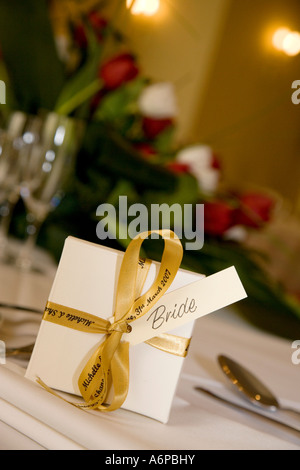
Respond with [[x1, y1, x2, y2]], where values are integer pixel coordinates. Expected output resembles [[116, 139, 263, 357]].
[[166, 162, 190, 174], [73, 24, 88, 49], [99, 53, 139, 90], [234, 192, 274, 228], [134, 142, 157, 159], [142, 117, 173, 139], [88, 11, 108, 41], [211, 153, 221, 170], [204, 200, 235, 236], [73, 12, 107, 49]]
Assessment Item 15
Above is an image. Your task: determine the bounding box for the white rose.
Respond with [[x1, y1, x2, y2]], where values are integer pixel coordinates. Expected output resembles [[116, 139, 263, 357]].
[[176, 145, 219, 193], [176, 144, 213, 168], [196, 167, 220, 194], [223, 225, 248, 242], [138, 82, 177, 118]]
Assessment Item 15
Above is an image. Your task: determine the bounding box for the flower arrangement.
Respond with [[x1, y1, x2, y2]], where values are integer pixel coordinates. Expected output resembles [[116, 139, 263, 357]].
[[0, 0, 299, 337]]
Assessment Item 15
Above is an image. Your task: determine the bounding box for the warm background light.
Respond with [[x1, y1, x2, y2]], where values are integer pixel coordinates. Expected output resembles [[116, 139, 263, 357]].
[[282, 31, 300, 56], [103, 0, 300, 212], [272, 27, 291, 50], [272, 27, 300, 56], [126, 0, 160, 16]]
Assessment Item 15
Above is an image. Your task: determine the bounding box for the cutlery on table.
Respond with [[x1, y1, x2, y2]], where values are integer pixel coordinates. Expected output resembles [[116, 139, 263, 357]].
[[194, 385, 300, 433], [217, 354, 300, 418], [5, 343, 34, 358]]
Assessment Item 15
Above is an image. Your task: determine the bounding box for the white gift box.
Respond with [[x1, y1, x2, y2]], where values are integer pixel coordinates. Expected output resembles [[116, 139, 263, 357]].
[[26, 237, 204, 423]]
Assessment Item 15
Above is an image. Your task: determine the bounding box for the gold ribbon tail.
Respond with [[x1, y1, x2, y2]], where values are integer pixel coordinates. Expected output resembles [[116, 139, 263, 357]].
[[146, 333, 191, 357]]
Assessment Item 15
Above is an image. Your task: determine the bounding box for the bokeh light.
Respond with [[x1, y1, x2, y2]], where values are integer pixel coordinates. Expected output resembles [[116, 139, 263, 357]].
[[126, 0, 160, 17], [272, 27, 300, 56]]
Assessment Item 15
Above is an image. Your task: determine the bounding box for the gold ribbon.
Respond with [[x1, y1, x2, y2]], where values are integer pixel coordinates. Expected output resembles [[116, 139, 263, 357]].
[[38, 230, 190, 412]]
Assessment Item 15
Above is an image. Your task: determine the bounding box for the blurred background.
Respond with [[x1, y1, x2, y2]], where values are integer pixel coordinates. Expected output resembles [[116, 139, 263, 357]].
[[0, 0, 299, 337], [103, 0, 300, 207]]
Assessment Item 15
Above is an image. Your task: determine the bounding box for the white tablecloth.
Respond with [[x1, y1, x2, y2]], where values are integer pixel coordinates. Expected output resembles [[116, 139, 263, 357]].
[[0, 255, 300, 451]]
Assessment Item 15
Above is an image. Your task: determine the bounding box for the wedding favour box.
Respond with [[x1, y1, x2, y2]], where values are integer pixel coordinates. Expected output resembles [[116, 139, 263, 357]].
[[26, 236, 247, 423]]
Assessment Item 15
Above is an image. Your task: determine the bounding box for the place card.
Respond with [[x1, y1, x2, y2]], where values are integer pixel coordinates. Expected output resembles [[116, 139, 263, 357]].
[[127, 266, 246, 345]]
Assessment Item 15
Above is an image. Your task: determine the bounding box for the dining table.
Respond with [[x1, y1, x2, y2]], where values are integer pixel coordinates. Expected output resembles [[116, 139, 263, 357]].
[[0, 240, 300, 451]]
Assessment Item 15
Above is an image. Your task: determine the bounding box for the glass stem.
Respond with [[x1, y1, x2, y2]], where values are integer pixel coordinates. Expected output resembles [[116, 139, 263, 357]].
[[16, 216, 43, 271], [0, 200, 16, 260]]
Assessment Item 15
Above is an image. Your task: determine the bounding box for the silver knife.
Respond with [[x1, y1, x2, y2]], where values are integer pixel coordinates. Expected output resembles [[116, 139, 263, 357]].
[[195, 386, 300, 434]]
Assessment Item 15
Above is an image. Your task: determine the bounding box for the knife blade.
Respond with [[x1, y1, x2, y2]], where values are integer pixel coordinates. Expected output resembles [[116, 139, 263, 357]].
[[195, 386, 300, 434]]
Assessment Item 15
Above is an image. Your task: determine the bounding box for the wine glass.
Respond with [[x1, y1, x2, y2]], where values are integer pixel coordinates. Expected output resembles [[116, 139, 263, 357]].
[[0, 111, 44, 261], [16, 111, 82, 271], [0, 130, 20, 259]]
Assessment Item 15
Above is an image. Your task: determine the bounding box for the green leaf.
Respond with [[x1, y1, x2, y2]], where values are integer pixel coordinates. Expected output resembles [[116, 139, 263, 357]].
[[153, 124, 176, 155], [94, 77, 148, 122], [54, 44, 103, 115], [55, 79, 102, 116], [143, 172, 199, 206], [80, 121, 177, 191], [0, 0, 65, 113], [106, 180, 138, 206]]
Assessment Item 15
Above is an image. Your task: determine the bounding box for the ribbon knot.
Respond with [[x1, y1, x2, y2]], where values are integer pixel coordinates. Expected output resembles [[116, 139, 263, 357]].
[[108, 320, 132, 334]]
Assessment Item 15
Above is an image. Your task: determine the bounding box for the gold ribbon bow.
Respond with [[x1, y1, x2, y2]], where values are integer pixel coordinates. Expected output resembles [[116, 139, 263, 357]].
[[38, 230, 190, 411]]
